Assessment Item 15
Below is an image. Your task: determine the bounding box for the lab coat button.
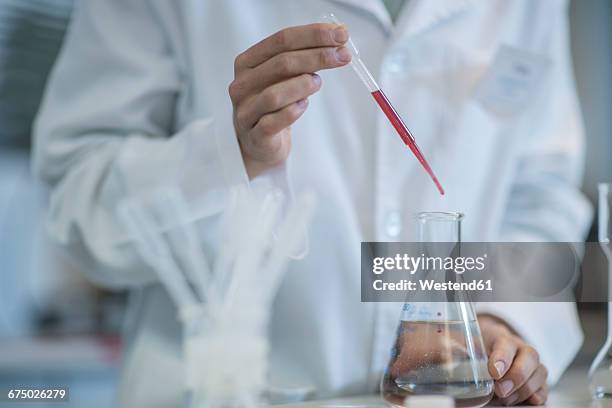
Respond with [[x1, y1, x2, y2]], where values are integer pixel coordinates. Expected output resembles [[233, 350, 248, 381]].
[[385, 54, 409, 74], [384, 211, 402, 237]]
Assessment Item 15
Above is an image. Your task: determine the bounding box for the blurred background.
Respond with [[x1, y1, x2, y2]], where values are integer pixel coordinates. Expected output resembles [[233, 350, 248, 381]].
[[0, 1, 121, 406], [0, 0, 610, 406]]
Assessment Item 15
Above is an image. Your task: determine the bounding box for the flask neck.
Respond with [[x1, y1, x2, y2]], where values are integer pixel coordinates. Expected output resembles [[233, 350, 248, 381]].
[[417, 212, 463, 243]]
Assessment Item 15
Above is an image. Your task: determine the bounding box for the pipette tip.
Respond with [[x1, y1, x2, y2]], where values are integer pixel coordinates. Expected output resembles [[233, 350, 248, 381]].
[[432, 177, 445, 195]]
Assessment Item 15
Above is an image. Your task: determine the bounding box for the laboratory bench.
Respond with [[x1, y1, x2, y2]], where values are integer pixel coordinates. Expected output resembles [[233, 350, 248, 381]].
[[0, 335, 604, 407], [279, 366, 602, 408]]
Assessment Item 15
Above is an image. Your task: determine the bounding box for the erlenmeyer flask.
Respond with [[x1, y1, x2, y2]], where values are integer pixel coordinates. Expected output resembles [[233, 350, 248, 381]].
[[381, 212, 494, 408], [589, 182, 612, 399]]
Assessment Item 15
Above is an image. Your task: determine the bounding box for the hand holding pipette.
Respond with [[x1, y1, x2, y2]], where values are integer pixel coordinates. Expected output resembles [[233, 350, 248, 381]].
[[229, 23, 352, 179]]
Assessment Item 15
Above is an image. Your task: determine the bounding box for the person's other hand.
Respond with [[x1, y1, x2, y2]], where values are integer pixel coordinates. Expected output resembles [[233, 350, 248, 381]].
[[479, 315, 548, 406], [229, 23, 351, 179]]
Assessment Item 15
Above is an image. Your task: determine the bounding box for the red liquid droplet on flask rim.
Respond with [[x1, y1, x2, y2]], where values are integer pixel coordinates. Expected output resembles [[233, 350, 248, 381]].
[[371, 90, 445, 195]]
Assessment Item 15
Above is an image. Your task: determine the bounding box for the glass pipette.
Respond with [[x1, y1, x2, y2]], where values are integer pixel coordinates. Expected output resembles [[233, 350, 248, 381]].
[[323, 13, 445, 195]]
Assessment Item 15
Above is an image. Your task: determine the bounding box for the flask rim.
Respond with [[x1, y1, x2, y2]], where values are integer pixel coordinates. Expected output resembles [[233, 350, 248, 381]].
[[417, 211, 464, 221]]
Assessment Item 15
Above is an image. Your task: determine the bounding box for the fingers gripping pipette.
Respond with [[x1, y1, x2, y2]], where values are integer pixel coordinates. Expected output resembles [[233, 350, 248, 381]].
[[322, 13, 445, 195]]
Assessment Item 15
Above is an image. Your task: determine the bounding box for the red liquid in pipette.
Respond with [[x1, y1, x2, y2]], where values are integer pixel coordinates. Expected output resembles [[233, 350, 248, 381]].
[[371, 89, 445, 195]]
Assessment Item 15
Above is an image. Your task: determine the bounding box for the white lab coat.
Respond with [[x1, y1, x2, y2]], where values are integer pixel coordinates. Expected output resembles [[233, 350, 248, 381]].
[[34, 0, 592, 406]]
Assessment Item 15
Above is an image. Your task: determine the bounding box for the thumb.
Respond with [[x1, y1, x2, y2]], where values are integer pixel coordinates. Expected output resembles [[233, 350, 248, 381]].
[[487, 336, 518, 380]]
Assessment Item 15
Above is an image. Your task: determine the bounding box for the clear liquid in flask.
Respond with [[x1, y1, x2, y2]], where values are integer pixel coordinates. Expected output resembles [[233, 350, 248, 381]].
[[382, 320, 494, 408]]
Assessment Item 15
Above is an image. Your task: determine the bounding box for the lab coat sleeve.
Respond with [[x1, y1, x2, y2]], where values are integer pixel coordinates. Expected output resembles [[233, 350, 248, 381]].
[[477, 0, 591, 385], [32, 1, 283, 288]]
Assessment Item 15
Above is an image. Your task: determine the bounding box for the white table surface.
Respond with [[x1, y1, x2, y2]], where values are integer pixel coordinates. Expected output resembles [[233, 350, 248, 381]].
[[279, 367, 607, 407]]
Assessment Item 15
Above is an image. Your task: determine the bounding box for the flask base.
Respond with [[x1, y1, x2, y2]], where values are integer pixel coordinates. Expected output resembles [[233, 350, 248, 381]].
[[383, 390, 493, 408]]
